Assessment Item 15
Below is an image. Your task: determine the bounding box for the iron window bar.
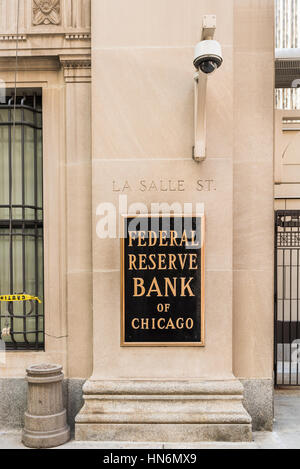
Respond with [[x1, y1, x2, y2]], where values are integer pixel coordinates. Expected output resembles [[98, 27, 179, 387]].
[[275, 210, 300, 386], [0, 93, 44, 351]]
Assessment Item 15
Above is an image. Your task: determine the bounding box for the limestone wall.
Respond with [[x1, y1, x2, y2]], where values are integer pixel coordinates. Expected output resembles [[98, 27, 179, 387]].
[[0, 0, 92, 380]]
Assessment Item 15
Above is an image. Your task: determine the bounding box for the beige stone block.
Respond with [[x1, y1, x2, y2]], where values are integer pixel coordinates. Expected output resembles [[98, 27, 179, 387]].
[[207, 46, 233, 158], [75, 379, 251, 442], [66, 83, 91, 165], [163, 442, 257, 449], [65, 441, 164, 449], [281, 134, 300, 166], [281, 166, 300, 184], [275, 110, 300, 183], [91, 270, 233, 380], [92, 158, 232, 272], [233, 161, 274, 270], [92, 47, 233, 159], [234, 0, 274, 53], [233, 270, 273, 379], [67, 162, 92, 273], [274, 184, 300, 199], [67, 272, 93, 378], [274, 199, 286, 210], [285, 199, 300, 210], [234, 52, 274, 162], [76, 423, 252, 442], [92, 0, 233, 48]]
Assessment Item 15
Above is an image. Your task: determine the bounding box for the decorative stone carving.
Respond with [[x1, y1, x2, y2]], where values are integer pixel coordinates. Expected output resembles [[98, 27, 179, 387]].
[[59, 55, 91, 84], [33, 0, 61, 26], [65, 33, 91, 41], [0, 35, 27, 42], [60, 56, 92, 70]]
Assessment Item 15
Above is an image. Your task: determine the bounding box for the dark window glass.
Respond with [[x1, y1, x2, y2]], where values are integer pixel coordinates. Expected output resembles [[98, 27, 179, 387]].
[[0, 91, 44, 350]]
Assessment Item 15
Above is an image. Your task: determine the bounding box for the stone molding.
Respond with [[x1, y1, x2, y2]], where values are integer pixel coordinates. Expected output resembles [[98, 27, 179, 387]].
[[60, 55, 91, 69], [33, 0, 61, 26], [0, 54, 91, 79], [0, 35, 27, 42], [0, 33, 91, 42], [0, 56, 60, 72], [65, 33, 91, 41], [59, 54, 91, 83], [82, 378, 246, 395]]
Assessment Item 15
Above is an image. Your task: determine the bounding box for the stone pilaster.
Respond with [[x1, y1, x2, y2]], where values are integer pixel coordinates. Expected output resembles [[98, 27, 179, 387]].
[[60, 55, 93, 379], [75, 0, 252, 443]]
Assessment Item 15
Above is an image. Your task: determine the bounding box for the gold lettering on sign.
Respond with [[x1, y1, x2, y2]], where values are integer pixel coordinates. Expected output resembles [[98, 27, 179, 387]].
[[128, 253, 198, 271], [133, 277, 195, 298], [131, 317, 195, 330], [128, 230, 199, 248], [121, 214, 205, 347]]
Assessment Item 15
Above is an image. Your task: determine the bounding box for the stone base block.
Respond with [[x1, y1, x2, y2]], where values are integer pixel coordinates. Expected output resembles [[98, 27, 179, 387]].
[[75, 379, 252, 442], [22, 408, 70, 448], [22, 425, 70, 449], [241, 379, 274, 431], [76, 423, 252, 443]]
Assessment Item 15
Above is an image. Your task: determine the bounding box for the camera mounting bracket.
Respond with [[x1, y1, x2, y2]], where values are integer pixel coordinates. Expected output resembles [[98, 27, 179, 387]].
[[201, 15, 216, 41]]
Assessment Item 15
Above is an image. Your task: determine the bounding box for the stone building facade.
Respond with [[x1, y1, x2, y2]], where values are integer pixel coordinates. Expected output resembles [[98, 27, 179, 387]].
[[0, 0, 92, 430], [0, 0, 276, 441]]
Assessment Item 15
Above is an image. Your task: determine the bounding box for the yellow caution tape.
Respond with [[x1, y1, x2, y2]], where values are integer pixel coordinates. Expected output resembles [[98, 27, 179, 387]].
[[0, 294, 42, 304]]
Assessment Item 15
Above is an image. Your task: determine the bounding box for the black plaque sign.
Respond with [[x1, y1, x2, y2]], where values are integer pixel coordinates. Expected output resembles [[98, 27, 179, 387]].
[[121, 215, 205, 346]]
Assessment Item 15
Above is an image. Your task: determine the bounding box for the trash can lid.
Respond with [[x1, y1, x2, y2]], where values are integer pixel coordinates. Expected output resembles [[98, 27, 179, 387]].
[[26, 364, 63, 376]]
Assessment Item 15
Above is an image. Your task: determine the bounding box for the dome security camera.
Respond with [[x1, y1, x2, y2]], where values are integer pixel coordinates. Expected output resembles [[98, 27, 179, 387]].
[[194, 39, 223, 74]]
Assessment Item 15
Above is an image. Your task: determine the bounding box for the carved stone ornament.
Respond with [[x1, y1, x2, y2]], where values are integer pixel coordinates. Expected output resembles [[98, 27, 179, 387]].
[[32, 0, 61, 26]]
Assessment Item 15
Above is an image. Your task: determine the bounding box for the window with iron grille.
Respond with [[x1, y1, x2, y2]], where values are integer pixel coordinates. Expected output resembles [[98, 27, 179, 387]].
[[0, 90, 44, 350]]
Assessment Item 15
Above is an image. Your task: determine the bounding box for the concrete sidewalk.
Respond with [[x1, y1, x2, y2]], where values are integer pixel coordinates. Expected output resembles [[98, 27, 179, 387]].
[[1, 390, 300, 449]]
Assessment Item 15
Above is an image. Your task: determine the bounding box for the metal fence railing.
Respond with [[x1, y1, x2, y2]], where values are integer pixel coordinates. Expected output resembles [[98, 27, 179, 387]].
[[275, 210, 300, 385]]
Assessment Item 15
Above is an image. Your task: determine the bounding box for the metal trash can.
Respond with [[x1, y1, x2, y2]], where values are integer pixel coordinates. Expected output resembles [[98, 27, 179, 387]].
[[22, 364, 70, 448]]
